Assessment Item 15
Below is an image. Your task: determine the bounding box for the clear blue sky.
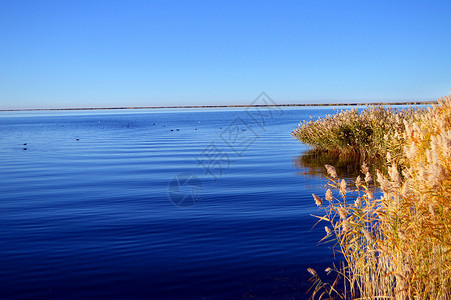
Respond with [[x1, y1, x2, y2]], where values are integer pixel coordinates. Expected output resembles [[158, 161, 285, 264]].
[[0, 0, 450, 109]]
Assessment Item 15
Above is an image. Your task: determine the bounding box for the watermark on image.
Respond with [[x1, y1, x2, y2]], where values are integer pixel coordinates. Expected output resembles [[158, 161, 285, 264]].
[[245, 92, 284, 131], [219, 116, 259, 156], [168, 92, 283, 207], [168, 173, 203, 208], [196, 142, 232, 181]]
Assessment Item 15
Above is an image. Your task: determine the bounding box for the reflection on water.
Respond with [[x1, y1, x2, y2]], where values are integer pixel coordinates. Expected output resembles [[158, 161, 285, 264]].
[[293, 149, 383, 179]]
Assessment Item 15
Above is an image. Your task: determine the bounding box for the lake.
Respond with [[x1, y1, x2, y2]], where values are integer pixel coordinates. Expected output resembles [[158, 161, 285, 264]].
[[0, 106, 356, 299]]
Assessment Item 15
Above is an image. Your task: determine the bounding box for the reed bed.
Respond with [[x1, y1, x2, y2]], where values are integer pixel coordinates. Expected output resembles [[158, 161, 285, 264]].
[[299, 95, 451, 299], [291, 105, 423, 160]]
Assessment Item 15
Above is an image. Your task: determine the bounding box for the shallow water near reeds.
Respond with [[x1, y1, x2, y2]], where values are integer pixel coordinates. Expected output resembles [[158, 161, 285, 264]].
[[0, 106, 365, 299]]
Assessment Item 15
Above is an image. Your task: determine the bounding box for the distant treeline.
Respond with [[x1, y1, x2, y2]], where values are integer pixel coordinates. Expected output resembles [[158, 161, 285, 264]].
[[0, 101, 438, 112]]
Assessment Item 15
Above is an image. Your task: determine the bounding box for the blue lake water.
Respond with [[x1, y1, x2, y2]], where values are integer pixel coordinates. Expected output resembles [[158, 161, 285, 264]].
[[0, 107, 354, 299]]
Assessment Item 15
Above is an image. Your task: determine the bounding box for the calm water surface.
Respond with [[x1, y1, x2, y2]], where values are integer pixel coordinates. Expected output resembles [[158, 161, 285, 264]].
[[0, 107, 356, 299]]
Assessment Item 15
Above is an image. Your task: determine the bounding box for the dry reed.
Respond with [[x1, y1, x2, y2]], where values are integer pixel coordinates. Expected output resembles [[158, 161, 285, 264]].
[[292, 105, 423, 160], [302, 95, 451, 299]]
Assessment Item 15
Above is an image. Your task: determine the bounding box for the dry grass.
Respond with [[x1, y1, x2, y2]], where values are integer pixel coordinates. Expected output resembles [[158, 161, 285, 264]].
[[291, 105, 423, 160], [303, 95, 451, 299]]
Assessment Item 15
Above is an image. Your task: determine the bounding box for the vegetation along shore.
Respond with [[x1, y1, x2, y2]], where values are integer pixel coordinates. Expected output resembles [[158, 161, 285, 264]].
[[0, 101, 436, 112], [292, 94, 451, 299]]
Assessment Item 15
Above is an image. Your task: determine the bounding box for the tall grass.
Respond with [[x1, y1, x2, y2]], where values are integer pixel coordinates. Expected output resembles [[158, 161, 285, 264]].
[[300, 95, 451, 299], [291, 105, 423, 160]]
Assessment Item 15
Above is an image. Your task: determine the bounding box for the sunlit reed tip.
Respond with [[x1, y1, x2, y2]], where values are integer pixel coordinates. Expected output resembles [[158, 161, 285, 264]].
[[361, 162, 369, 174], [362, 228, 376, 243], [325, 189, 333, 201], [365, 171, 373, 184], [340, 179, 347, 193], [307, 268, 317, 276], [324, 164, 337, 178], [342, 221, 349, 232], [355, 175, 361, 188], [312, 194, 323, 206], [355, 197, 361, 207], [325, 226, 332, 235], [337, 207, 347, 219]]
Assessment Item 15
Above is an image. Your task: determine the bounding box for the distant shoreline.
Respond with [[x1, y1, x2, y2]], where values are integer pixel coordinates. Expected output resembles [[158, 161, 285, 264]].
[[0, 101, 437, 112]]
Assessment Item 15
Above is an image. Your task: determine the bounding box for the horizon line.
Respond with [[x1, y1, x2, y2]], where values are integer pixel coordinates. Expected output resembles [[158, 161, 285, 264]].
[[0, 100, 437, 112]]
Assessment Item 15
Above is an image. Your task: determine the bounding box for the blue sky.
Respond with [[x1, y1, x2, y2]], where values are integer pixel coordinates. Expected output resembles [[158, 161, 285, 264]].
[[0, 0, 450, 109]]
